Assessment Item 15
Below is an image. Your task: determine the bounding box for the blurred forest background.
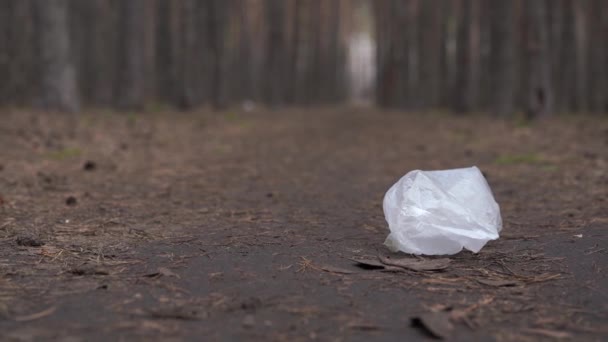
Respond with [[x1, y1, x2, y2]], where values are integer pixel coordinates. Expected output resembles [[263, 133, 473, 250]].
[[0, 0, 606, 117]]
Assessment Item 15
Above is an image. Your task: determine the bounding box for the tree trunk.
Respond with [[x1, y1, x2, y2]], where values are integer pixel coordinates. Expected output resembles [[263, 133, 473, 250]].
[[453, 0, 481, 113], [488, 0, 516, 117], [177, 0, 198, 109], [155, 0, 175, 106], [34, 0, 80, 112], [207, 0, 226, 109], [326, 0, 342, 103], [573, 0, 589, 112], [288, 0, 303, 104], [0, 1, 35, 106], [117, 0, 145, 110], [418, 0, 442, 109], [265, 0, 286, 107], [524, 0, 553, 118], [588, 0, 607, 113], [237, 0, 254, 102]]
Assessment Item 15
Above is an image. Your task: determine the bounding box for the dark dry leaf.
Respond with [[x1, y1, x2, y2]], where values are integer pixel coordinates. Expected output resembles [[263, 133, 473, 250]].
[[144, 306, 203, 321], [350, 257, 386, 270], [411, 311, 454, 339], [144, 267, 180, 279], [240, 297, 263, 312], [69, 266, 109, 276], [15, 236, 44, 247], [348, 322, 382, 331], [379, 256, 451, 271]]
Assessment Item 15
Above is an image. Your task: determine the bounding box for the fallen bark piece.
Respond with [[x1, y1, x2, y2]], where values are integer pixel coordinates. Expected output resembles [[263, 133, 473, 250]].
[[379, 256, 451, 271], [320, 265, 356, 274], [476, 279, 520, 287]]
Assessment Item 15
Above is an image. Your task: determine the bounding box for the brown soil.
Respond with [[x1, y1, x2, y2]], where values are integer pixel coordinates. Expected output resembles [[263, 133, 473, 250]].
[[0, 108, 607, 341]]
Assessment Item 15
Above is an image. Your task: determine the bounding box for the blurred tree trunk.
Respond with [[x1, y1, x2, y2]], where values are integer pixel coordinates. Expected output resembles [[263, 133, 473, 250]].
[[177, 0, 198, 109], [488, 0, 515, 117], [288, 0, 303, 104], [309, 0, 323, 105], [453, 0, 480, 113], [237, 0, 254, 102], [116, 0, 145, 110], [524, 0, 552, 118], [418, 0, 441, 109], [588, 0, 607, 113], [373, 0, 390, 107], [549, 0, 567, 112], [374, 0, 415, 109], [69, 0, 117, 107], [155, 0, 176, 106], [406, 0, 420, 109], [0, 1, 37, 106], [35, 0, 80, 112], [326, 0, 342, 103], [391, 0, 410, 108], [207, 0, 227, 109], [265, 0, 286, 107], [0, 1, 9, 105], [573, 0, 588, 112]]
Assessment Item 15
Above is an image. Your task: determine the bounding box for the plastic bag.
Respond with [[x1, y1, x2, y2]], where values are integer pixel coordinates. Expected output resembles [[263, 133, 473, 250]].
[[383, 166, 502, 255]]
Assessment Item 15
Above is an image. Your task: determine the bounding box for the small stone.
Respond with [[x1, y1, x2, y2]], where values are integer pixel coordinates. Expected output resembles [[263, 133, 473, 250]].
[[242, 315, 255, 328]]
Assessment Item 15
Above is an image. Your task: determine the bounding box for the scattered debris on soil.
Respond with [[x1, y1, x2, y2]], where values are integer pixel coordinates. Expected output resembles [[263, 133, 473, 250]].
[[0, 109, 605, 340]]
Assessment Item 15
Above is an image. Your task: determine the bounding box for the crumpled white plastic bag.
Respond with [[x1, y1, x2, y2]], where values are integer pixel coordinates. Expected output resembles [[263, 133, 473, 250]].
[[383, 166, 502, 255]]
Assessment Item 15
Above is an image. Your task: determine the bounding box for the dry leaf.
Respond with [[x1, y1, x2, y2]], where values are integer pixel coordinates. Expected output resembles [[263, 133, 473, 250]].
[[411, 311, 454, 339], [14, 307, 57, 322]]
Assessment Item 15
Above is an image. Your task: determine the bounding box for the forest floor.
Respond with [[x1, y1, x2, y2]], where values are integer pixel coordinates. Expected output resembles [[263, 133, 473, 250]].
[[0, 108, 607, 341]]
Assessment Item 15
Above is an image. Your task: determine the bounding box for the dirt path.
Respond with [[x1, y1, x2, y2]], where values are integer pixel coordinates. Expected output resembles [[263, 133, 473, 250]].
[[0, 109, 607, 341]]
